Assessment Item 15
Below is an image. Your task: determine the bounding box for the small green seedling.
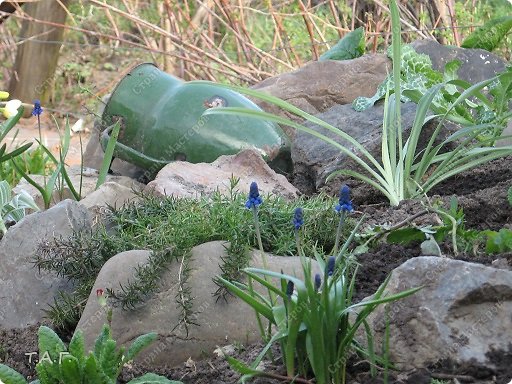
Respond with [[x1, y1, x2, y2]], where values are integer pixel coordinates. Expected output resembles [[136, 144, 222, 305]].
[[0, 325, 182, 384], [0, 180, 39, 234]]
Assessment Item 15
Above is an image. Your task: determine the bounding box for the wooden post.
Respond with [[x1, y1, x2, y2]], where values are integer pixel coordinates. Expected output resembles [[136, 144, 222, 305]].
[[8, 0, 70, 105]]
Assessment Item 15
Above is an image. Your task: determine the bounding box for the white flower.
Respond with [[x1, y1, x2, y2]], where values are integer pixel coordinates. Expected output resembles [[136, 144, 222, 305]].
[[71, 118, 84, 133], [1, 99, 22, 118]]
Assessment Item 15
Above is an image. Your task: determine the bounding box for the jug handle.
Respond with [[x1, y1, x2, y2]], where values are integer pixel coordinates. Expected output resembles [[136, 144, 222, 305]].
[[100, 124, 170, 172]]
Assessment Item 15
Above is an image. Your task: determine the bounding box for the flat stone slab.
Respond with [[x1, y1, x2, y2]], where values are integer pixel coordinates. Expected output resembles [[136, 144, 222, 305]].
[[146, 148, 298, 200]]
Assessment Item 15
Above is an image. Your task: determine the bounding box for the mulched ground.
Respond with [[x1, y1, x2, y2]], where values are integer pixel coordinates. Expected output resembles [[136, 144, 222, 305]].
[[1, 157, 511, 383]]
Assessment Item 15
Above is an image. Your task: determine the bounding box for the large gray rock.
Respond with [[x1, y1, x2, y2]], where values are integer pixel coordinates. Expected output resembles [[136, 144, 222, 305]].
[[366, 256, 512, 370], [411, 39, 508, 84], [0, 200, 91, 328], [291, 102, 427, 192], [146, 148, 298, 200], [76, 241, 317, 367], [251, 54, 390, 136]]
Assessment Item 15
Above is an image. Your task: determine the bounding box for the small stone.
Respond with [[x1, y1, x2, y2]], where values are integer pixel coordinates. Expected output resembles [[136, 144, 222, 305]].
[[411, 39, 507, 84], [13, 166, 143, 210], [79, 181, 142, 226], [145, 148, 298, 200]]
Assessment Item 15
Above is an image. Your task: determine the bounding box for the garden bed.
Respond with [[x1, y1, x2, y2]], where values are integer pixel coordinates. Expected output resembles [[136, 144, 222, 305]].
[[1, 155, 511, 383]]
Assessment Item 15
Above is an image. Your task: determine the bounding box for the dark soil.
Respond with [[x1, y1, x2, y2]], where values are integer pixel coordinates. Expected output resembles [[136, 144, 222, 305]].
[[325, 156, 512, 232], [0, 324, 41, 382], [1, 157, 511, 383]]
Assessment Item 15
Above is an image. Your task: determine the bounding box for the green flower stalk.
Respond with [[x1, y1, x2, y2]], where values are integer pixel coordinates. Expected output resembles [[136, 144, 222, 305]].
[[333, 185, 354, 256], [96, 288, 112, 328], [245, 181, 274, 341], [31, 100, 46, 187]]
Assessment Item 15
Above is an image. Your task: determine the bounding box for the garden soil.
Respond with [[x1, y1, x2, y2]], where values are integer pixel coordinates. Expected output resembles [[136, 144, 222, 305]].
[[1, 157, 511, 383]]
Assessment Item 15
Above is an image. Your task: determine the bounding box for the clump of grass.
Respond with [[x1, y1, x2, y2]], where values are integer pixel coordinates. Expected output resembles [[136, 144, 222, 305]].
[[35, 180, 355, 334]]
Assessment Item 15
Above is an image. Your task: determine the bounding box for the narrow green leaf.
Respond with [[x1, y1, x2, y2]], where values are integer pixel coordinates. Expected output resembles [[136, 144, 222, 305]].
[[346, 286, 422, 313], [97, 121, 120, 190], [215, 276, 274, 321], [243, 270, 287, 300], [0, 106, 24, 141], [196, 82, 386, 174], [327, 169, 400, 206], [125, 333, 157, 362], [404, 84, 444, 181], [243, 268, 307, 294], [203, 106, 388, 185], [0, 142, 32, 163], [10, 162, 47, 207], [226, 355, 262, 376]]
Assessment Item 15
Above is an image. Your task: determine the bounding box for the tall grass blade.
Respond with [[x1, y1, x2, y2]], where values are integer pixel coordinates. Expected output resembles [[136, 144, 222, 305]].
[[96, 121, 120, 190]]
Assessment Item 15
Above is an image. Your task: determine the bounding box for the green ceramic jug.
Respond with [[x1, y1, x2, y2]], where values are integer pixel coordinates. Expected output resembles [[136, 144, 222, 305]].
[[100, 63, 291, 177]]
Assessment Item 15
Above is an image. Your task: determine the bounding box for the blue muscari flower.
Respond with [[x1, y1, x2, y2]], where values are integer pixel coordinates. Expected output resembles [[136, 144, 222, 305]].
[[286, 280, 294, 298], [326, 256, 335, 277], [334, 184, 353, 213], [292, 207, 304, 230], [31, 100, 43, 116], [245, 181, 263, 209], [314, 273, 322, 292]]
